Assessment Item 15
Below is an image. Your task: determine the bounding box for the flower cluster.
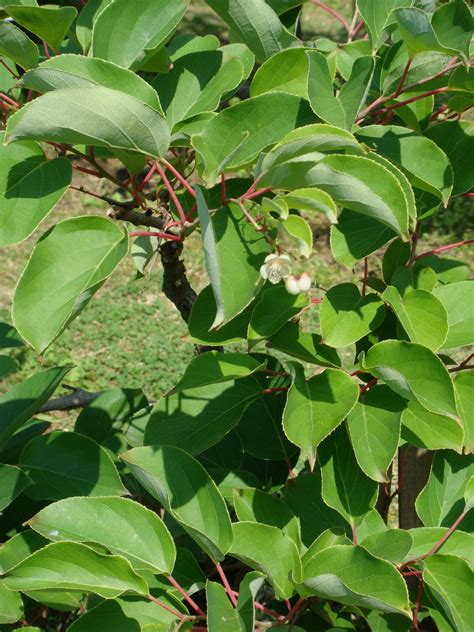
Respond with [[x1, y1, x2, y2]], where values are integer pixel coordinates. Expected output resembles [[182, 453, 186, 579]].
[[260, 254, 311, 295]]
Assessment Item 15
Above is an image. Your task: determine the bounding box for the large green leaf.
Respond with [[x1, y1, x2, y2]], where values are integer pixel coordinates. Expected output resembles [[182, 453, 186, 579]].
[[416, 451, 474, 528], [22, 55, 163, 114], [393, 7, 460, 59], [0, 133, 71, 247], [28, 496, 175, 575], [319, 425, 379, 530], [0, 366, 69, 449], [430, 0, 472, 62], [206, 581, 242, 632], [75, 0, 114, 54], [197, 198, 269, 328], [13, 216, 128, 354], [360, 529, 413, 565], [267, 321, 341, 368], [424, 555, 473, 632], [320, 283, 386, 347], [192, 93, 314, 183], [261, 154, 410, 238], [0, 20, 38, 70], [251, 48, 309, 98], [363, 340, 458, 419], [91, 0, 189, 70], [229, 522, 300, 599], [455, 371, 474, 454], [404, 527, 474, 567], [347, 385, 404, 483], [144, 377, 262, 455], [281, 187, 338, 224], [300, 545, 411, 617], [424, 121, 474, 196], [205, 0, 298, 62], [283, 364, 359, 465], [0, 464, 32, 511], [5, 5, 77, 50], [2, 542, 148, 599], [6, 87, 169, 158], [0, 531, 49, 574], [122, 446, 232, 561], [433, 281, 474, 350], [20, 431, 126, 500], [401, 401, 464, 453], [153, 50, 244, 128], [357, 0, 414, 50], [356, 125, 453, 204], [383, 286, 448, 350], [0, 583, 23, 625]]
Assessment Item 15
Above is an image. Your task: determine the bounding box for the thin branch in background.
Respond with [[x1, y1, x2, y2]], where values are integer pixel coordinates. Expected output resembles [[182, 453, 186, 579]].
[[38, 389, 101, 413], [155, 161, 187, 224], [70, 184, 133, 208], [166, 575, 206, 617], [0, 58, 19, 79], [393, 58, 413, 98], [130, 176, 147, 210], [349, 19, 364, 40], [361, 257, 368, 296], [42, 40, 51, 59], [215, 562, 238, 607], [232, 198, 265, 233], [221, 173, 227, 206], [415, 238, 474, 261], [347, 7, 360, 42], [72, 164, 102, 178], [372, 87, 449, 117], [145, 593, 188, 620], [185, 201, 198, 222], [160, 158, 197, 199], [311, 0, 349, 31], [139, 162, 157, 191], [0, 92, 19, 108]]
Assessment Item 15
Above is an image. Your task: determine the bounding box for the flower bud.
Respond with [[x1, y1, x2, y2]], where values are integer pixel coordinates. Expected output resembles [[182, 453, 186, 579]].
[[285, 272, 312, 295], [260, 254, 292, 284]]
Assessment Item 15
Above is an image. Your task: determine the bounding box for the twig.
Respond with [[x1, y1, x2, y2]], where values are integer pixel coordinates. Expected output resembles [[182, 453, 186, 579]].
[[145, 593, 188, 620], [215, 562, 237, 607], [360, 377, 377, 395], [160, 158, 197, 199], [70, 184, 135, 209], [412, 580, 425, 631], [361, 257, 368, 296], [415, 239, 474, 261], [166, 575, 205, 617], [371, 87, 449, 117], [139, 162, 158, 191], [221, 173, 227, 206], [394, 58, 413, 98], [107, 206, 167, 230], [38, 389, 101, 413], [311, 0, 349, 31], [231, 591, 284, 621], [156, 162, 187, 224], [241, 187, 273, 201], [129, 231, 183, 242], [0, 92, 19, 108]]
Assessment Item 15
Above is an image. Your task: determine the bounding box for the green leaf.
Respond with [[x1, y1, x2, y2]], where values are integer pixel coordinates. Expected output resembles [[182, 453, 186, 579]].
[[76, 0, 113, 54], [393, 7, 454, 58], [0, 355, 18, 378], [363, 340, 458, 419], [206, 581, 241, 632], [382, 239, 411, 284], [0, 464, 32, 511], [424, 555, 473, 632], [401, 401, 464, 453], [170, 352, 263, 393], [0, 583, 23, 625], [431, 0, 472, 63], [0, 20, 38, 70], [433, 281, 474, 350], [424, 121, 474, 196], [331, 210, 396, 267], [20, 431, 126, 500], [5, 5, 77, 50], [0, 366, 69, 449], [122, 445, 232, 561], [68, 595, 182, 631], [6, 86, 169, 159], [0, 322, 23, 349], [280, 215, 313, 259], [347, 385, 404, 483], [356, 125, 453, 204], [0, 531, 48, 574], [0, 133, 71, 247], [267, 321, 341, 368], [248, 284, 309, 345], [383, 286, 448, 350], [144, 377, 262, 455], [404, 527, 474, 568], [2, 542, 148, 599], [300, 545, 411, 617], [233, 487, 301, 548], [188, 286, 253, 346], [320, 283, 386, 347], [91, 0, 189, 70], [281, 187, 338, 224], [153, 50, 244, 128], [13, 216, 128, 354], [319, 425, 379, 530], [357, 0, 414, 50], [22, 54, 163, 114], [455, 371, 474, 453], [361, 529, 413, 564], [229, 522, 301, 599], [251, 47, 310, 98], [416, 451, 474, 527], [205, 0, 298, 62], [197, 198, 269, 328], [192, 93, 314, 183], [28, 496, 175, 575], [262, 154, 410, 239], [283, 364, 359, 465]]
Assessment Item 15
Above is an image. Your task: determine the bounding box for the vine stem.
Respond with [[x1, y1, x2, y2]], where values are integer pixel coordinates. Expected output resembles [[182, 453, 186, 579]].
[[415, 239, 474, 261], [360, 377, 377, 395], [0, 92, 19, 108], [221, 173, 227, 205], [145, 593, 188, 620], [241, 187, 273, 201], [0, 59, 19, 79], [231, 591, 284, 621], [284, 597, 306, 623], [393, 58, 413, 98], [128, 231, 183, 242], [139, 162, 157, 191], [166, 575, 206, 617], [311, 0, 349, 31], [160, 158, 197, 199], [215, 562, 238, 607], [361, 257, 368, 296], [462, 192, 474, 197], [155, 161, 187, 224], [371, 87, 449, 117], [412, 580, 425, 631], [72, 164, 102, 178]]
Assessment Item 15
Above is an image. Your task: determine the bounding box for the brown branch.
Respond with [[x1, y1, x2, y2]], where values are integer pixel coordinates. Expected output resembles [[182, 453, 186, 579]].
[[38, 389, 101, 413], [107, 206, 167, 230]]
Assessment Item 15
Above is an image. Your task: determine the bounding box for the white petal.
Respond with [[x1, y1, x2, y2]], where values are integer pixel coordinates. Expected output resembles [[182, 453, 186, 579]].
[[298, 273, 312, 292], [264, 253, 278, 263], [260, 264, 269, 280], [285, 276, 300, 295]]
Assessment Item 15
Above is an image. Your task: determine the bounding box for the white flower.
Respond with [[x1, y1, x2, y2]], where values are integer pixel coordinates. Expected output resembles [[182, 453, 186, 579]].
[[260, 254, 292, 284], [285, 272, 312, 295]]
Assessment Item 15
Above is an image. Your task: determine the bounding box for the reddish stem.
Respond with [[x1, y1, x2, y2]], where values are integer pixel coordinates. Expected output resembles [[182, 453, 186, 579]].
[[145, 593, 186, 620], [394, 58, 413, 98], [372, 87, 449, 117], [430, 104, 449, 121], [241, 174, 264, 199], [129, 231, 183, 242], [350, 19, 364, 39], [139, 162, 157, 191], [403, 569, 423, 577], [261, 387, 289, 394], [221, 173, 227, 206], [415, 239, 474, 261], [160, 158, 197, 199], [362, 257, 368, 296], [231, 591, 284, 621], [155, 162, 187, 224], [284, 597, 306, 623], [412, 580, 425, 631], [0, 92, 19, 108], [360, 377, 377, 395], [462, 192, 474, 197], [351, 524, 358, 545], [166, 575, 205, 617], [185, 201, 198, 222], [0, 59, 19, 79], [130, 176, 147, 210], [424, 512, 467, 559], [42, 40, 51, 59], [215, 562, 238, 607], [242, 187, 273, 201], [311, 0, 349, 30], [72, 164, 102, 178]]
